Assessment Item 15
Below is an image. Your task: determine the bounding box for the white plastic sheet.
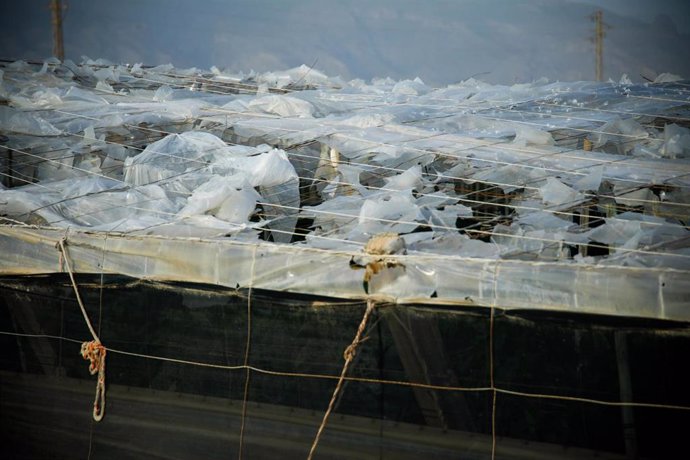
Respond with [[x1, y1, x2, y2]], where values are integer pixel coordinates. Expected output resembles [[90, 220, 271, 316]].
[[1, 60, 689, 320]]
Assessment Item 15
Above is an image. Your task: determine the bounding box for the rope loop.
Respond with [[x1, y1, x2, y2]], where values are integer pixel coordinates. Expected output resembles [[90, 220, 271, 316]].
[[81, 340, 106, 421]]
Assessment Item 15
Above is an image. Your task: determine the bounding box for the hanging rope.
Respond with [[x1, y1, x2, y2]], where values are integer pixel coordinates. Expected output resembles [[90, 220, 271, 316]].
[[307, 298, 376, 460], [238, 244, 258, 460], [308, 232, 403, 458], [80, 340, 107, 421], [56, 237, 107, 422]]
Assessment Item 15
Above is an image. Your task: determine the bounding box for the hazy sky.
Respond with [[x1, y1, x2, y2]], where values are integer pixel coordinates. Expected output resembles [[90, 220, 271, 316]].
[[1, 0, 689, 85]]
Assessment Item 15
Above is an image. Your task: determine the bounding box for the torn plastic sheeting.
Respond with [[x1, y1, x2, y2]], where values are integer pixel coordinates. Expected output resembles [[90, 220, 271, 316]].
[[595, 214, 689, 249], [256, 65, 332, 89], [366, 262, 437, 298], [153, 86, 175, 102], [515, 210, 575, 231], [58, 181, 175, 229], [122, 133, 300, 236], [9, 88, 64, 109], [63, 86, 110, 105], [35, 146, 75, 181], [491, 224, 569, 259], [220, 147, 301, 241], [223, 148, 299, 188], [0, 106, 62, 136], [95, 81, 116, 94], [600, 249, 690, 271], [392, 78, 430, 96], [327, 131, 401, 161], [572, 165, 603, 192], [384, 165, 423, 191], [411, 113, 518, 139], [124, 132, 231, 186], [93, 67, 119, 83], [645, 223, 689, 248], [130, 215, 256, 239], [126, 99, 211, 121], [247, 95, 314, 118], [373, 146, 437, 171], [472, 164, 547, 193], [325, 124, 437, 161], [409, 232, 500, 258], [178, 175, 253, 218], [216, 187, 261, 224], [590, 118, 648, 155], [586, 219, 643, 246], [335, 112, 395, 129], [414, 191, 458, 209], [333, 164, 368, 197], [0, 190, 46, 222], [613, 186, 657, 208], [539, 177, 584, 207], [422, 204, 472, 229], [358, 191, 420, 235], [660, 124, 690, 159], [511, 125, 554, 147], [231, 117, 333, 147], [302, 195, 363, 231], [259, 178, 301, 244]]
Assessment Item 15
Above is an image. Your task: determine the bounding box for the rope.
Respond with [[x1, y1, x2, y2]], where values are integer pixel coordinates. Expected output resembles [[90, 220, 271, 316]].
[[307, 298, 376, 460], [238, 244, 258, 460], [490, 306, 497, 460], [56, 237, 107, 422], [80, 340, 106, 422]]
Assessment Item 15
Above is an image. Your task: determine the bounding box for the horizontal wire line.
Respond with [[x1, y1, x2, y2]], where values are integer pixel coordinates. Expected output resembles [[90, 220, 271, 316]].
[[2, 330, 689, 412]]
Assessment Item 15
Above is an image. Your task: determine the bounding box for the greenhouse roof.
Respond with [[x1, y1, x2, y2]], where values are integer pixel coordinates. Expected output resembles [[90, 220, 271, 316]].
[[1, 59, 689, 320]]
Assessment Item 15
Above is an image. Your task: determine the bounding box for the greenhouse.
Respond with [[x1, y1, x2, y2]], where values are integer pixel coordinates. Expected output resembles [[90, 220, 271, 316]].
[[1, 58, 689, 458]]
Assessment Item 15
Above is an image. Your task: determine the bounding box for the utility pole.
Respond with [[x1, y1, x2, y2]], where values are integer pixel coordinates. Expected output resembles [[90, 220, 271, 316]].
[[50, 0, 65, 61], [590, 10, 610, 81]]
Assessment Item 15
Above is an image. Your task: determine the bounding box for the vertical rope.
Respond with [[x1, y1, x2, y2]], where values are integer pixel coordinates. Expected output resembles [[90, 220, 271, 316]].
[[58, 239, 100, 342], [98, 232, 110, 338], [56, 237, 106, 422], [490, 306, 497, 460], [88, 231, 111, 459], [490, 260, 499, 460], [307, 299, 376, 460], [238, 245, 258, 460]]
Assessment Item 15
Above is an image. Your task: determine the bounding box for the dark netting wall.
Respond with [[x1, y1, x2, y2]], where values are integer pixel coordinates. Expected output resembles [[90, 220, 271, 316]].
[[1, 274, 689, 459]]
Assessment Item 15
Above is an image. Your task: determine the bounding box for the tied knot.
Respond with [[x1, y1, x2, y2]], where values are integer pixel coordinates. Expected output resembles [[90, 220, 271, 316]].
[[343, 336, 369, 361], [81, 340, 107, 421], [81, 340, 106, 375], [343, 343, 357, 361]]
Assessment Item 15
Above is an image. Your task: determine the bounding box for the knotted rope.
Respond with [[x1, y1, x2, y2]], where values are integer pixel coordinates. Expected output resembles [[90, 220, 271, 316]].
[[81, 340, 107, 421], [308, 233, 406, 458], [307, 298, 376, 460], [57, 238, 107, 422]]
